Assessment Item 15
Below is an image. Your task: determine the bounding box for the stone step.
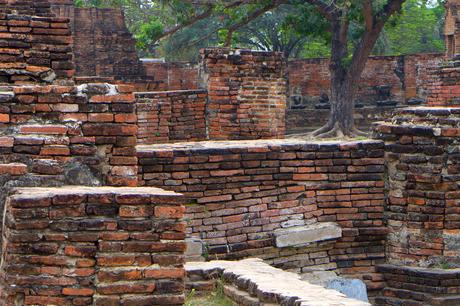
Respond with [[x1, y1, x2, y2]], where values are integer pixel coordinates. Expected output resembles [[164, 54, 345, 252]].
[[186, 258, 370, 306], [374, 295, 426, 306], [0, 163, 27, 175], [224, 284, 274, 306]]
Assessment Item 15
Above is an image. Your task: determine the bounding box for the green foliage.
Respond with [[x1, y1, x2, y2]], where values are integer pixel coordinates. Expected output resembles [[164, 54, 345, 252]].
[[135, 17, 164, 53], [75, 0, 445, 60], [381, 0, 445, 55], [184, 279, 234, 306]]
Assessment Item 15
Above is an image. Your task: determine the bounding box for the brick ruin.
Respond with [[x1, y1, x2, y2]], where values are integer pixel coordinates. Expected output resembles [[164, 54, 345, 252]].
[[0, 0, 458, 305]]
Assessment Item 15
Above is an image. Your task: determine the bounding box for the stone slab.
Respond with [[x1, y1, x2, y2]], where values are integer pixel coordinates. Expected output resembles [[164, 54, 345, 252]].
[[274, 222, 342, 248]]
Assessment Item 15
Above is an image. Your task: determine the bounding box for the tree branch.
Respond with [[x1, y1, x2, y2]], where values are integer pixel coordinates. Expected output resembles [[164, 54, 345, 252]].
[[363, 0, 373, 31]]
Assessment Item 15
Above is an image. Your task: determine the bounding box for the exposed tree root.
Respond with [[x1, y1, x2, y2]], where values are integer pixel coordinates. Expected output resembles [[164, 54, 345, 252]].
[[308, 123, 370, 139]]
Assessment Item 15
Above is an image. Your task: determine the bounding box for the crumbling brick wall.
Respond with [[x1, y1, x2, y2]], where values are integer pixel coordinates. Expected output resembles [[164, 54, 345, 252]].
[[202, 48, 286, 140], [374, 108, 460, 267], [138, 139, 387, 290], [426, 62, 460, 106], [0, 186, 187, 305], [0, 13, 74, 84], [136, 90, 207, 144]]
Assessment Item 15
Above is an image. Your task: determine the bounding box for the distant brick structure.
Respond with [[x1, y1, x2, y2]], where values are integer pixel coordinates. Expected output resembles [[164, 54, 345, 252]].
[[202, 48, 286, 140], [445, 0, 460, 58], [0, 186, 186, 305]]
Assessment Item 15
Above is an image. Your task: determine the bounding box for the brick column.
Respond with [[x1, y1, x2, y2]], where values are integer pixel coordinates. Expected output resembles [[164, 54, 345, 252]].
[[202, 48, 287, 140]]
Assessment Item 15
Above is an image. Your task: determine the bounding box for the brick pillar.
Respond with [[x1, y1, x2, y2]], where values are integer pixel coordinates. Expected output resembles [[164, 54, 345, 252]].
[[202, 48, 287, 140]]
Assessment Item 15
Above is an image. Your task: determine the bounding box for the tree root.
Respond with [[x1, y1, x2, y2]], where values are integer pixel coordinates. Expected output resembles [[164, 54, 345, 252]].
[[307, 123, 370, 139]]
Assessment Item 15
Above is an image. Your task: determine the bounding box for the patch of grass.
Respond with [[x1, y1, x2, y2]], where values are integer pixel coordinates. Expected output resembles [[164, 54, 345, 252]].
[[184, 280, 235, 306]]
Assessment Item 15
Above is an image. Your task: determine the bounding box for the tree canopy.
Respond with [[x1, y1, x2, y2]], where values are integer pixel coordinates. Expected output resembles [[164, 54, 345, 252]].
[[75, 0, 445, 61]]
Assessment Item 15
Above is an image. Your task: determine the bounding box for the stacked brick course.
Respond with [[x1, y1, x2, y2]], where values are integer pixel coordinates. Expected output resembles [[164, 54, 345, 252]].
[[0, 0, 53, 17], [426, 62, 460, 106], [0, 84, 138, 187], [136, 90, 207, 144], [202, 48, 286, 140], [374, 107, 460, 305], [0, 186, 187, 305], [138, 139, 386, 289], [0, 13, 74, 84], [374, 108, 460, 266]]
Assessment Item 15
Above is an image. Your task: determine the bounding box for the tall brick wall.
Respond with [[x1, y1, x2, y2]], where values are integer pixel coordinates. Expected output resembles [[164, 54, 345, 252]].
[[136, 90, 207, 144], [202, 48, 286, 140], [138, 139, 386, 290], [0, 13, 74, 84], [288, 54, 444, 108], [0, 186, 187, 305], [141, 61, 201, 92]]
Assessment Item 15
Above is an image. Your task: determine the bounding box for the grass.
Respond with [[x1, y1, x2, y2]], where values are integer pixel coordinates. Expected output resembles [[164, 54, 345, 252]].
[[184, 280, 235, 306]]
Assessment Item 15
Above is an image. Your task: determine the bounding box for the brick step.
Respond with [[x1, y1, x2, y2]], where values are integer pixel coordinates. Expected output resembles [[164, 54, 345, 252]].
[[381, 287, 433, 302], [185, 280, 217, 293], [374, 295, 425, 306], [0, 163, 27, 175], [224, 284, 277, 306]]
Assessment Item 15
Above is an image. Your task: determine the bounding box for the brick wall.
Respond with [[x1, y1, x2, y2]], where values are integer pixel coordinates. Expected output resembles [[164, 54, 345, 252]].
[[202, 48, 286, 140], [426, 62, 460, 106], [0, 83, 139, 244], [374, 108, 460, 267], [136, 90, 207, 144], [138, 139, 386, 290], [141, 61, 200, 92], [0, 186, 187, 305], [0, 0, 53, 17], [288, 54, 444, 108], [0, 13, 74, 84]]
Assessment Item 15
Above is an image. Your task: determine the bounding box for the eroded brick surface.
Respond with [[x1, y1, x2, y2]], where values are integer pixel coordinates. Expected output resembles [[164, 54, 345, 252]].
[[0, 186, 187, 305]]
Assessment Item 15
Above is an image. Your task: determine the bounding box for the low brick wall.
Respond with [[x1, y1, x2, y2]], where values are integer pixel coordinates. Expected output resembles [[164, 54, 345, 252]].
[[138, 139, 386, 290], [202, 48, 286, 140], [136, 90, 207, 144], [0, 186, 187, 305], [374, 107, 460, 267], [376, 264, 460, 305], [0, 13, 74, 84]]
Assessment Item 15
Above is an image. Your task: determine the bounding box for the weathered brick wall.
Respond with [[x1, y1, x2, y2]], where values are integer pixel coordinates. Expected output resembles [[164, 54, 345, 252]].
[[141, 61, 201, 92], [51, 5, 145, 81], [445, 0, 460, 57], [0, 83, 139, 244], [202, 48, 286, 140], [288, 54, 444, 108], [136, 90, 207, 144], [376, 265, 460, 305], [426, 62, 460, 106], [138, 139, 386, 290], [0, 0, 53, 17], [374, 108, 460, 267], [0, 13, 74, 84], [0, 186, 186, 305]]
